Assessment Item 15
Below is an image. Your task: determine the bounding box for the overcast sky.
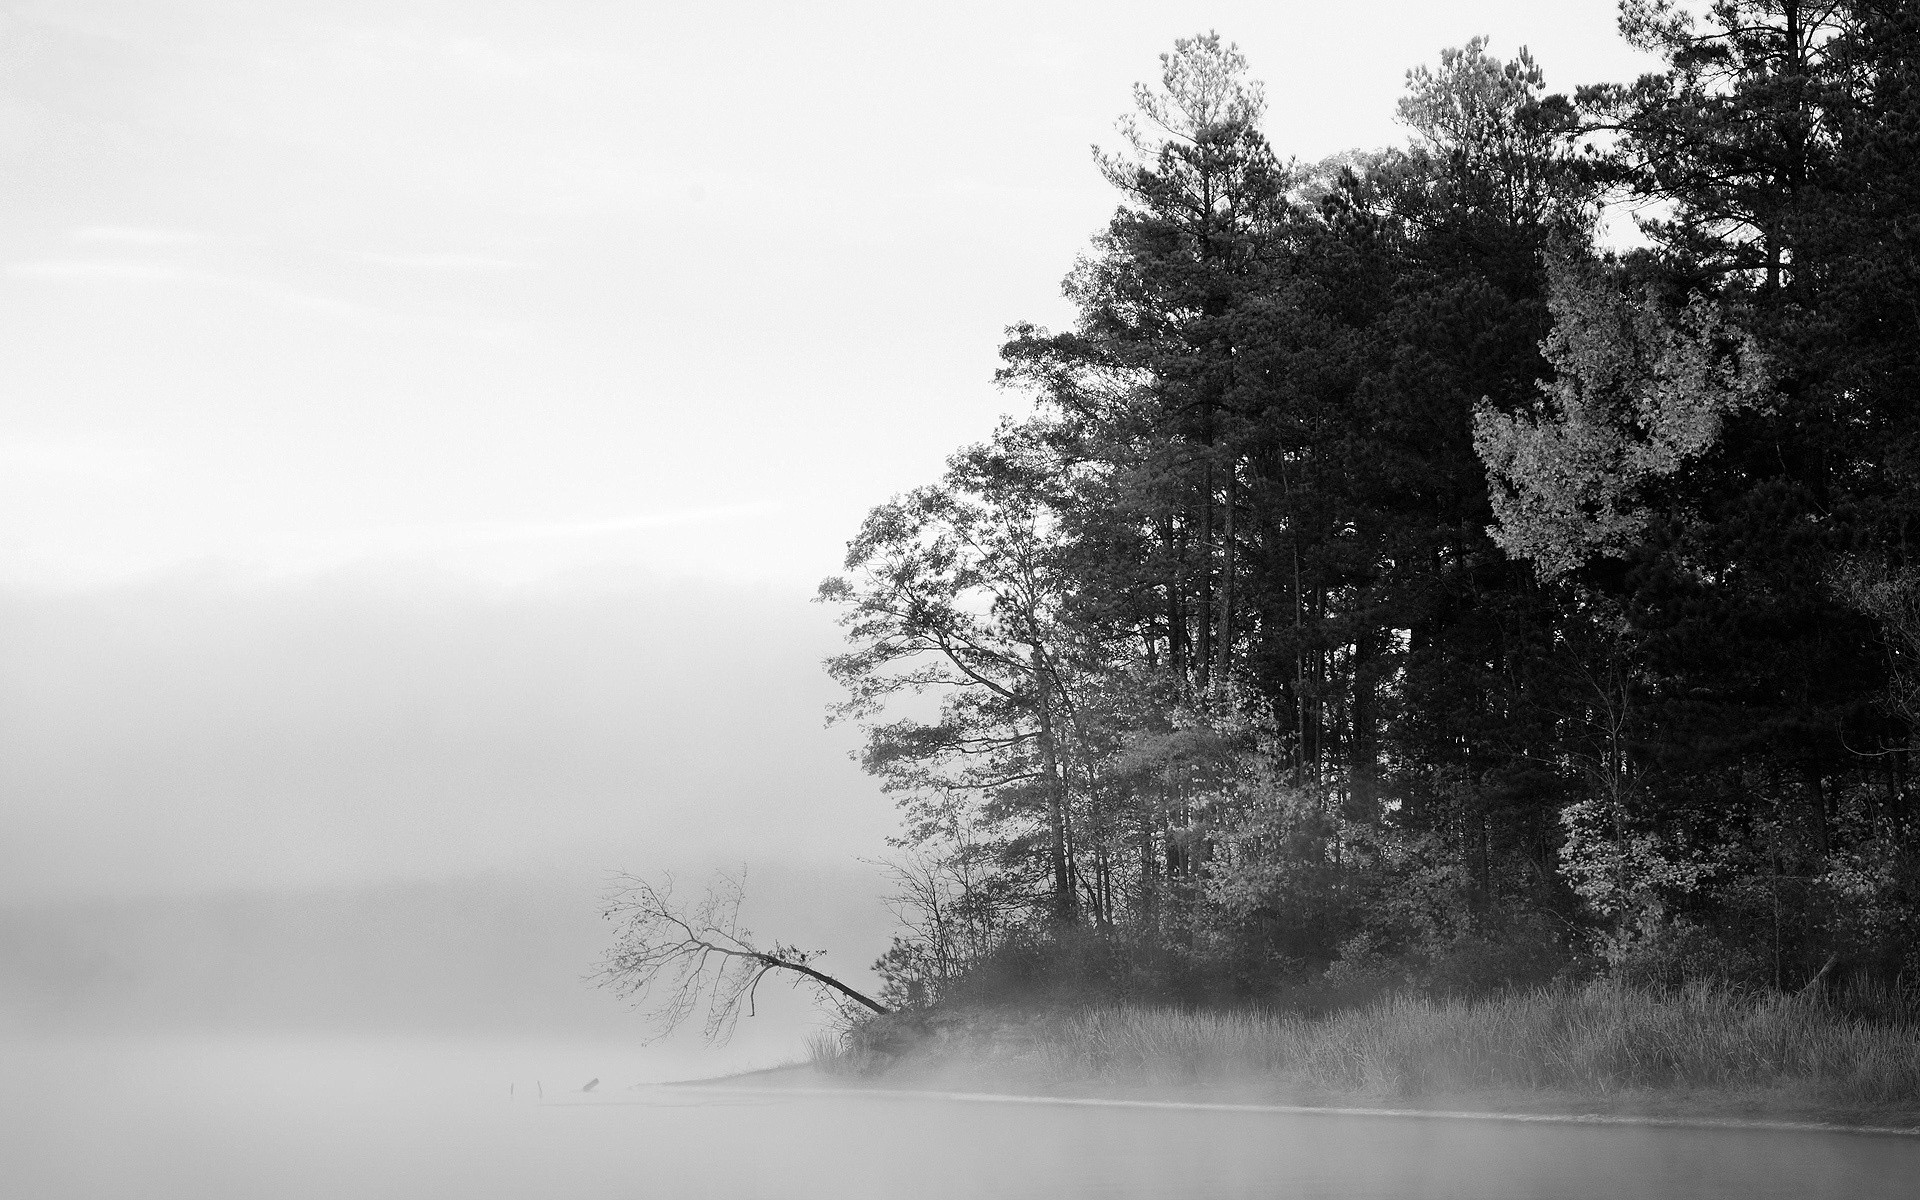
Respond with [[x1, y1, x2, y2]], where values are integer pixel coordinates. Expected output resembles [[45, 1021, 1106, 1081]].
[[0, 0, 1661, 904]]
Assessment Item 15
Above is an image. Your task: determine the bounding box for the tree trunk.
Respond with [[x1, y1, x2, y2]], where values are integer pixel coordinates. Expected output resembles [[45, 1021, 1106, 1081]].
[[1033, 646, 1077, 924], [1214, 460, 1236, 691], [759, 953, 891, 1015], [1167, 509, 1187, 675], [1347, 627, 1377, 819], [1197, 458, 1215, 689]]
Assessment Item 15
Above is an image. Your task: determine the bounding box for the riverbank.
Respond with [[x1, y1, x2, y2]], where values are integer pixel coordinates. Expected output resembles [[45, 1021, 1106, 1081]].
[[800, 984, 1920, 1131]]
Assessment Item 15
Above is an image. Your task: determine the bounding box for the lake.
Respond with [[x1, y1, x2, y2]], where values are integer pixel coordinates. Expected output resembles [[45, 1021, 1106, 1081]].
[[4, 1036, 1916, 1199]]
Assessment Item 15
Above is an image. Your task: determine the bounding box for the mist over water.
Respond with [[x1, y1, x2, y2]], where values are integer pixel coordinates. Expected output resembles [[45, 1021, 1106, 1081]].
[[5, 1033, 1917, 1200], [1, 589, 1913, 1198], [0, 869, 884, 1033], [5, 872, 1916, 1200], [14, 870, 1908, 1199], [0, 866, 866, 1196]]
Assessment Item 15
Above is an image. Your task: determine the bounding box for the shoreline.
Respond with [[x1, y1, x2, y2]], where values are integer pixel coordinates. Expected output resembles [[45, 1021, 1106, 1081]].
[[659, 1063, 1920, 1136], [660, 1060, 820, 1087]]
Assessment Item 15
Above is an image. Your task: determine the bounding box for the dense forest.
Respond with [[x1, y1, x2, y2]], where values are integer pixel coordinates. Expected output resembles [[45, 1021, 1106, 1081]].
[[817, 1, 1920, 1010]]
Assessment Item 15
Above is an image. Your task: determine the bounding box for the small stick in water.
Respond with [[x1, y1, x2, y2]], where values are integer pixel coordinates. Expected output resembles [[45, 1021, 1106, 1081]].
[[582, 1078, 599, 1093]]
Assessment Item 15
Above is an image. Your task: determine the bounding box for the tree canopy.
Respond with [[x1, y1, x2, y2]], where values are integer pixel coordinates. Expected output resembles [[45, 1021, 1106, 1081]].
[[822, 5, 1920, 1007]]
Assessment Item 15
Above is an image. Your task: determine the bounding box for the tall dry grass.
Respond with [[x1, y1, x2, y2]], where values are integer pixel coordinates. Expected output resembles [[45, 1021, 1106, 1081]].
[[833, 983, 1920, 1110]]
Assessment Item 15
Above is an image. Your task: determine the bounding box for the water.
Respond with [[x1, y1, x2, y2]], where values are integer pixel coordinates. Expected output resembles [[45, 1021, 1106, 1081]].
[[4, 1036, 1916, 1199]]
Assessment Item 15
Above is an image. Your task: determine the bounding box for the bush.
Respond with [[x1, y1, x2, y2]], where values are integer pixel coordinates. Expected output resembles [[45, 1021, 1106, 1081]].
[[1421, 912, 1580, 998], [833, 982, 1920, 1113], [1606, 916, 1771, 992]]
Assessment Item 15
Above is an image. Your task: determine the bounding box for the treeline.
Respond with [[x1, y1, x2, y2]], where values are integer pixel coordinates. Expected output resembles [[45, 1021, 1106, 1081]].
[[819, 2, 1920, 1009]]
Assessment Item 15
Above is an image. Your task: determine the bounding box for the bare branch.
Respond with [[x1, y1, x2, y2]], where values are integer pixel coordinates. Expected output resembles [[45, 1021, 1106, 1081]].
[[591, 869, 888, 1043]]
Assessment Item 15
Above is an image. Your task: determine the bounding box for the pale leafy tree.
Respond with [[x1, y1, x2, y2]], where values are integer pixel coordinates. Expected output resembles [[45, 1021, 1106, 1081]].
[[1558, 796, 1717, 925], [1473, 255, 1773, 945], [1558, 787, 1724, 972], [1473, 257, 1774, 578]]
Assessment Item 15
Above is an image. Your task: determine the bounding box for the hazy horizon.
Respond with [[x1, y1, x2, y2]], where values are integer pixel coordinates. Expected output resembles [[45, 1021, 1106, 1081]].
[[0, 860, 895, 1056], [0, 0, 1659, 921]]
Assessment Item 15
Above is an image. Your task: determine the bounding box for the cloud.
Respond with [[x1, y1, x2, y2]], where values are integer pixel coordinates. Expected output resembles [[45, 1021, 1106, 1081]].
[[6, 259, 401, 324], [68, 226, 209, 247], [340, 249, 544, 271], [9, 259, 193, 283], [204, 505, 786, 587], [455, 505, 778, 543], [0, 438, 154, 482], [439, 35, 541, 80]]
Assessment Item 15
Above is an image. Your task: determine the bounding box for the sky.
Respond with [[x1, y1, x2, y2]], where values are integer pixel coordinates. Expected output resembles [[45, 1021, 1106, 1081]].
[[0, 0, 1666, 907]]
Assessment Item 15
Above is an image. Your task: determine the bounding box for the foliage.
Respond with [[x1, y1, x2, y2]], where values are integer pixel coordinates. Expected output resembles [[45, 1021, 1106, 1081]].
[[1474, 256, 1773, 578], [824, 6, 1920, 1018], [828, 984, 1920, 1114]]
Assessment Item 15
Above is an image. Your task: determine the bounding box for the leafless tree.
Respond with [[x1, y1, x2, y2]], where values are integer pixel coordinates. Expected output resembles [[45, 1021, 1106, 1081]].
[[592, 869, 887, 1043], [867, 834, 1023, 1006]]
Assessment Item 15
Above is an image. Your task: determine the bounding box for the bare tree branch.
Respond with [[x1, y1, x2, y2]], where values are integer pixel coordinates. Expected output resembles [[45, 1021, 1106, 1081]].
[[591, 869, 887, 1043]]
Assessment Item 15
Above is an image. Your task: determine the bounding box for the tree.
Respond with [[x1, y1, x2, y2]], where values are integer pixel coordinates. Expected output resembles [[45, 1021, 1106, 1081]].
[[1583, 0, 1860, 290], [1004, 31, 1294, 692], [868, 843, 1023, 1008], [1473, 255, 1774, 579], [989, 35, 1610, 955], [819, 422, 1090, 923], [1552, 2, 1919, 979], [1396, 35, 1598, 263], [594, 871, 886, 1043], [816, 18, 1920, 1001]]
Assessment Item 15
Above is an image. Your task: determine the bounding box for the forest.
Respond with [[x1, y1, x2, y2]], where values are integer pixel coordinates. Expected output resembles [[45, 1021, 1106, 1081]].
[[815, 1, 1920, 1013]]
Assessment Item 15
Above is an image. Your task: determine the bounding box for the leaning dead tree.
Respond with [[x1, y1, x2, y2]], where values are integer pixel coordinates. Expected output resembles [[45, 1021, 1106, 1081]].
[[593, 869, 888, 1042]]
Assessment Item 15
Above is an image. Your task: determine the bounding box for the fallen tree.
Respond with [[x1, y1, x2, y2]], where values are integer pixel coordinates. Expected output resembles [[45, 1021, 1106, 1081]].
[[593, 869, 887, 1042]]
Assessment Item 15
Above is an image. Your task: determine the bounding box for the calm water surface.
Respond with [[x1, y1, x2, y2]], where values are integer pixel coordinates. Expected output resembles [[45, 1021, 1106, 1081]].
[[3, 1037, 1915, 1199]]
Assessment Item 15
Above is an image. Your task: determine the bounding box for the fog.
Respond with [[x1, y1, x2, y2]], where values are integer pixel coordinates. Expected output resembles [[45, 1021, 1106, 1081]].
[[0, 568, 893, 901], [0, 524, 903, 1057], [7, 857, 1915, 1199], [0, 864, 894, 1041], [6, 1039, 1916, 1199], [0, 568, 916, 1191]]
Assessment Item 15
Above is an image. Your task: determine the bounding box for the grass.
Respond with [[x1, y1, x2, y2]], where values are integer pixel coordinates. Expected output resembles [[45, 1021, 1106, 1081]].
[[813, 982, 1920, 1124]]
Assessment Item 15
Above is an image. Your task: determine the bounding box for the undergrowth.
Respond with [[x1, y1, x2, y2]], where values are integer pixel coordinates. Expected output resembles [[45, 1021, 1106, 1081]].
[[813, 982, 1920, 1113]]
